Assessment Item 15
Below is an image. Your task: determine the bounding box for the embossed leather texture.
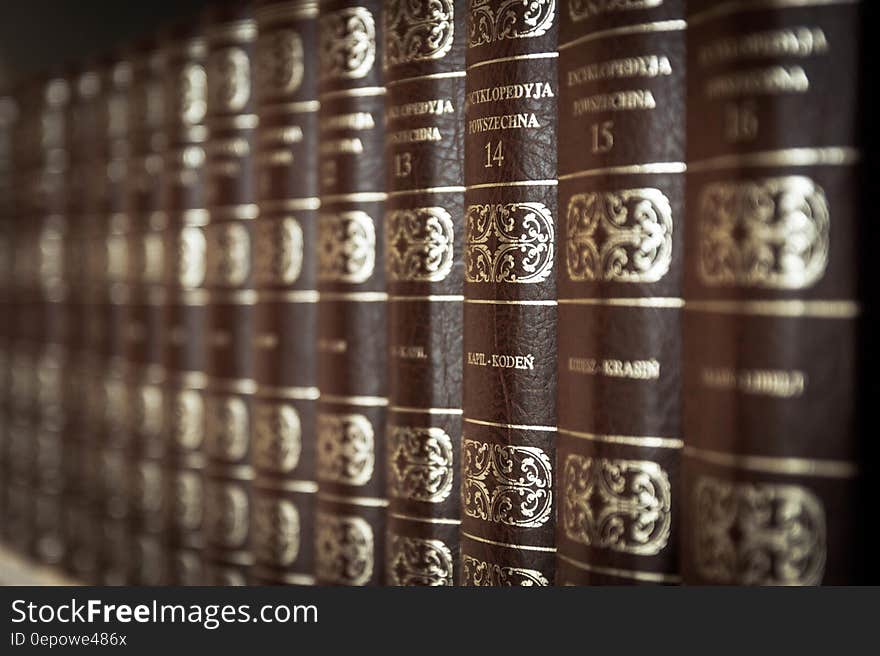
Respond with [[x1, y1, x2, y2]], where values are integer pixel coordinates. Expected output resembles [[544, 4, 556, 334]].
[[461, 0, 558, 585], [383, 0, 465, 586], [555, 0, 685, 586], [682, 0, 865, 585]]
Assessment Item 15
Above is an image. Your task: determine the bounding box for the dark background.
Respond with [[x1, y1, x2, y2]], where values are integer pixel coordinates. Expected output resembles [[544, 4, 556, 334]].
[[0, 0, 213, 90]]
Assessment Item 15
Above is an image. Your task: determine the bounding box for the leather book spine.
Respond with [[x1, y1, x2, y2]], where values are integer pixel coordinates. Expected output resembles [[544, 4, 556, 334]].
[[382, 0, 464, 586], [555, 2, 686, 586], [124, 41, 168, 586], [161, 24, 210, 587], [251, 0, 320, 586], [460, 1, 558, 586], [32, 75, 71, 568], [61, 68, 102, 581], [315, 0, 387, 586], [203, 3, 258, 586], [0, 93, 14, 543], [682, 0, 864, 584], [96, 56, 134, 586]]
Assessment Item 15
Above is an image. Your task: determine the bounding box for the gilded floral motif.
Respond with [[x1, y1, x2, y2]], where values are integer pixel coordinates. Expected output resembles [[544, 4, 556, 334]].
[[387, 426, 454, 503], [385, 207, 454, 282]]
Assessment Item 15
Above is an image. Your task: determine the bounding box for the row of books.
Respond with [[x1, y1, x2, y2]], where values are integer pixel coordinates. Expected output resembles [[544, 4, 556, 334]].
[[0, 0, 872, 586]]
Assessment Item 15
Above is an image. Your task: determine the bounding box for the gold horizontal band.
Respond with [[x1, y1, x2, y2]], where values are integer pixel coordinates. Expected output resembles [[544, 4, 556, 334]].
[[689, 0, 859, 26], [558, 297, 684, 308], [465, 299, 556, 306], [253, 479, 318, 494], [259, 197, 321, 212], [386, 70, 466, 89], [317, 492, 389, 508], [321, 191, 387, 204], [255, 385, 320, 401], [206, 464, 255, 481], [559, 428, 683, 450], [559, 162, 686, 180], [467, 52, 559, 71], [208, 113, 258, 130], [319, 86, 386, 101], [207, 19, 256, 44], [684, 446, 859, 478], [258, 99, 320, 115], [255, 289, 319, 303], [685, 299, 860, 318], [467, 179, 557, 190], [171, 289, 209, 305], [557, 554, 681, 584], [688, 147, 860, 172], [319, 394, 388, 407], [204, 289, 258, 305], [389, 294, 463, 302], [387, 186, 465, 197], [176, 370, 209, 390], [465, 418, 557, 433], [389, 512, 461, 526], [390, 405, 463, 416], [318, 291, 388, 302], [210, 204, 259, 221], [461, 531, 556, 553], [179, 209, 209, 226], [207, 377, 257, 395], [559, 20, 687, 51]]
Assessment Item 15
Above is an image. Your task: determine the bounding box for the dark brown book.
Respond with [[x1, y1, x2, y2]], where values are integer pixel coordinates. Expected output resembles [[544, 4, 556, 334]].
[[0, 92, 14, 543], [555, 2, 686, 585], [315, 0, 387, 586], [682, 0, 865, 585], [124, 38, 168, 586], [202, 1, 258, 586], [95, 55, 134, 586], [460, 0, 558, 586], [382, 0, 464, 586], [160, 22, 210, 587], [250, 0, 320, 586]]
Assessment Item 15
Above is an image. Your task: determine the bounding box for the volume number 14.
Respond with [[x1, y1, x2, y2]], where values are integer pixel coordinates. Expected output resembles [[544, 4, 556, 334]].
[[484, 140, 504, 168]]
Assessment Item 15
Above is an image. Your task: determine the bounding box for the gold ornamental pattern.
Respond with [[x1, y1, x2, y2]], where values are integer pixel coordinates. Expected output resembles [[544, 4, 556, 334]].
[[318, 211, 376, 283], [316, 412, 375, 486], [468, 0, 556, 47], [175, 226, 207, 289], [384, 0, 454, 68], [461, 555, 549, 586], [465, 202, 554, 284], [134, 461, 164, 520], [387, 426, 454, 503], [132, 383, 163, 441], [569, 0, 662, 22], [693, 475, 826, 586], [385, 207, 454, 282], [254, 217, 304, 285], [173, 470, 203, 532], [256, 28, 304, 98], [566, 188, 673, 283], [253, 400, 302, 474], [205, 395, 250, 463], [387, 534, 454, 586], [462, 438, 553, 527], [176, 62, 207, 125], [207, 47, 251, 113], [315, 511, 374, 585], [205, 482, 250, 550], [319, 7, 377, 80], [170, 389, 204, 452], [253, 496, 301, 567], [698, 176, 830, 289], [562, 455, 671, 555], [206, 222, 251, 287]]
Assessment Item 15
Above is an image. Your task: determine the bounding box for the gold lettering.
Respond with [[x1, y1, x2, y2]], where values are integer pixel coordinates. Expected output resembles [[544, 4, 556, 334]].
[[699, 27, 828, 67], [701, 367, 807, 398], [466, 81, 555, 107], [319, 138, 364, 155], [568, 357, 660, 380], [572, 89, 656, 116], [386, 98, 455, 121], [391, 345, 428, 360], [567, 55, 672, 87], [706, 66, 809, 100], [467, 113, 540, 134], [318, 338, 347, 354], [388, 126, 442, 144], [319, 112, 375, 131]]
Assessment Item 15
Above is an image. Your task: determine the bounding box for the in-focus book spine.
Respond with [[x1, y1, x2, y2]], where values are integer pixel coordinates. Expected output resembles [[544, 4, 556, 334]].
[[382, 0, 465, 586], [555, 1, 686, 585], [460, 0, 558, 586]]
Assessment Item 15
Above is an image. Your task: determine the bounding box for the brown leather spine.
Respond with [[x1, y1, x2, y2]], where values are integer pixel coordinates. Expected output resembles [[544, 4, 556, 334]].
[[161, 23, 210, 587], [315, 0, 387, 586], [62, 68, 103, 582], [460, 0, 558, 586], [95, 56, 134, 586], [0, 93, 15, 543], [682, 0, 864, 585], [382, 0, 464, 586], [555, 2, 685, 586], [124, 39, 168, 585], [249, 0, 320, 586], [203, 2, 258, 586]]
